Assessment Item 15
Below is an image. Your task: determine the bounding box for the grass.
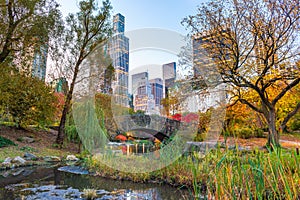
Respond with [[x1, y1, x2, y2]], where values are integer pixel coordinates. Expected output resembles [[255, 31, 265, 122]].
[[85, 145, 300, 199], [190, 147, 300, 199], [0, 145, 75, 161], [82, 189, 97, 200]]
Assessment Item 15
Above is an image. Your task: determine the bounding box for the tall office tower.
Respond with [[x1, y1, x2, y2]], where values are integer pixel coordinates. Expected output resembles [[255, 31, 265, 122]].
[[190, 33, 228, 111], [31, 44, 48, 81], [113, 13, 125, 33], [254, 39, 280, 75], [131, 72, 156, 113], [132, 72, 149, 112], [108, 13, 129, 107], [132, 72, 148, 95], [162, 62, 176, 97], [192, 35, 202, 77], [149, 78, 163, 106]]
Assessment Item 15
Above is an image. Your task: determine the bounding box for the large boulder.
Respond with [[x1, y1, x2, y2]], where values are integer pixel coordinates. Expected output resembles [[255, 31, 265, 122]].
[[58, 166, 89, 175], [20, 137, 35, 143], [185, 141, 218, 153], [2, 157, 12, 165], [24, 152, 38, 161], [12, 169, 25, 176], [12, 156, 26, 164], [43, 156, 61, 162], [66, 155, 79, 162]]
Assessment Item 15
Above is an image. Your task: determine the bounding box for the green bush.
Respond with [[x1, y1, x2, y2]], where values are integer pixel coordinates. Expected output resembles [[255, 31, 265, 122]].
[[253, 128, 265, 138], [290, 119, 300, 131], [0, 69, 57, 128], [224, 127, 265, 139], [234, 127, 264, 139], [234, 127, 254, 139], [0, 136, 16, 148], [194, 133, 206, 142], [65, 124, 80, 143]]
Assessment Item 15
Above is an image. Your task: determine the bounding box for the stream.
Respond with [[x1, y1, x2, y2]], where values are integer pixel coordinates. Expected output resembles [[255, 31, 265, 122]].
[[0, 165, 190, 199]]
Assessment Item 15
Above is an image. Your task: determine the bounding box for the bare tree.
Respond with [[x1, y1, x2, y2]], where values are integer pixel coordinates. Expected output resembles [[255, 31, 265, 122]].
[[183, 0, 300, 147]]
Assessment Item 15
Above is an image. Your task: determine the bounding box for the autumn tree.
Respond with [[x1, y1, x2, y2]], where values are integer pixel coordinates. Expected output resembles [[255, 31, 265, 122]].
[[183, 0, 300, 146], [0, 0, 61, 66], [52, 0, 112, 145], [161, 88, 182, 116], [0, 66, 57, 128]]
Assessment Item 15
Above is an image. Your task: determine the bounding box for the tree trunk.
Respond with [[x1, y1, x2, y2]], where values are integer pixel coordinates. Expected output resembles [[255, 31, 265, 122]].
[[56, 100, 69, 145], [267, 109, 280, 147], [56, 61, 81, 146]]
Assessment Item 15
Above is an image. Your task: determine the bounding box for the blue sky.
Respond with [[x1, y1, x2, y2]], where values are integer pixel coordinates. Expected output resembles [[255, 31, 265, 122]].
[[59, 0, 202, 35], [57, 0, 205, 84]]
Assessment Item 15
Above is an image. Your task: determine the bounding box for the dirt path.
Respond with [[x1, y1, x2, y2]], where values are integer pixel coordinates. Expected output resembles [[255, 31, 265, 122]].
[[0, 126, 79, 160], [219, 134, 300, 149]]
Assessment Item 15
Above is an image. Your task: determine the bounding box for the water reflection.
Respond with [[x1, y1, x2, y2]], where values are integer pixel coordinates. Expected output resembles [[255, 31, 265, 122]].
[[0, 166, 189, 199]]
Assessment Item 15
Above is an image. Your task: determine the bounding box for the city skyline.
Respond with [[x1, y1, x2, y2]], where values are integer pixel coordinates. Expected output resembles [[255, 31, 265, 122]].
[[53, 0, 202, 81]]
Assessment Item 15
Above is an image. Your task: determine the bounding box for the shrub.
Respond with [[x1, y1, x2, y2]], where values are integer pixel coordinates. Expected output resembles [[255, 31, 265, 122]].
[[290, 117, 300, 131], [253, 128, 264, 138], [0, 70, 57, 128], [234, 127, 254, 139], [0, 136, 16, 148]]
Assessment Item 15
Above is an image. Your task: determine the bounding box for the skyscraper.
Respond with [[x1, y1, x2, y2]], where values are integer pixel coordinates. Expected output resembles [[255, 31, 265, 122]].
[[131, 71, 160, 114], [132, 72, 148, 95], [189, 33, 228, 112], [31, 44, 48, 81], [108, 13, 129, 107], [113, 13, 125, 34], [149, 78, 163, 106], [162, 62, 176, 97], [132, 72, 150, 112]]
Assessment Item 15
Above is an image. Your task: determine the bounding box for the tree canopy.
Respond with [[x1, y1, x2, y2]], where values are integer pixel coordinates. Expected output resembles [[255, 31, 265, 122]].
[[0, 67, 57, 128], [183, 0, 300, 146], [0, 0, 61, 67]]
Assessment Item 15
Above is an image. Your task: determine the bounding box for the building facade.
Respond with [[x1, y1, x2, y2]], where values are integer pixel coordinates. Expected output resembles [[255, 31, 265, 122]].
[[190, 33, 228, 112], [162, 62, 176, 97], [50, 77, 69, 95], [31, 44, 48, 81], [108, 13, 129, 107], [149, 78, 163, 107], [132, 72, 148, 95], [131, 72, 162, 114]]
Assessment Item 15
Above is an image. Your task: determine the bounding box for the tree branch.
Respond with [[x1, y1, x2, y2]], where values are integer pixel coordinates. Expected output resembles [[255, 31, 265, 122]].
[[280, 101, 300, 131], [272, 78, 300, 106], [239, 98, 263, 113]]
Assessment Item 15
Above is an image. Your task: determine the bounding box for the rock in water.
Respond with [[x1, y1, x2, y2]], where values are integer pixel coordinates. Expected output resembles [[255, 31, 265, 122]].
[[58, 166, 89, 175], [12, 169, 25, 176]]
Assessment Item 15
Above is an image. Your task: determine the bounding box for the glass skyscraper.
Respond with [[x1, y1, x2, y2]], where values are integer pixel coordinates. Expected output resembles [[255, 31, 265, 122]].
[[108, 13, 129, 107], [32, 44, 48, 81], [162, 62, 176, 97], [149, 78, 163, 106]]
